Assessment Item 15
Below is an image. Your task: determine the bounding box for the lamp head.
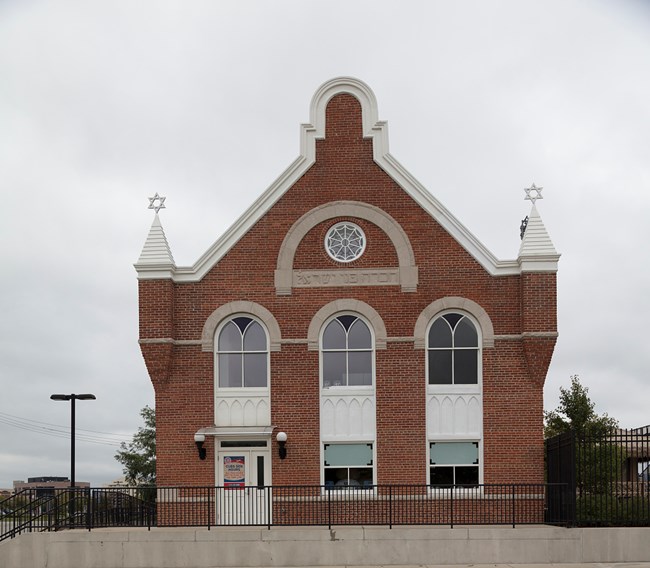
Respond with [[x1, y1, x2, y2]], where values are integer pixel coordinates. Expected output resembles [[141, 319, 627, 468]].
[[276, 431, 287, 459], [194, 433, 207, 460]]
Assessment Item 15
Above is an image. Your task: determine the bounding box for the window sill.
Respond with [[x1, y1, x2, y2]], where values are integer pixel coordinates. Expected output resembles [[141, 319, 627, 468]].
[[215, 387, 269, 396], [321, 387, 374, 396], [427, 385, 480, 395]]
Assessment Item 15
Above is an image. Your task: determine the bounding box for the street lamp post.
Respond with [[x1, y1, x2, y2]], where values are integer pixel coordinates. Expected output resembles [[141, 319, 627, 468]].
[[50, 393, 96, 525]]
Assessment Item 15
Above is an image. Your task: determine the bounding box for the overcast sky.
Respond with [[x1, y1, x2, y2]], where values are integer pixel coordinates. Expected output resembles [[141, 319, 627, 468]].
[[1, 1, 649, 488]]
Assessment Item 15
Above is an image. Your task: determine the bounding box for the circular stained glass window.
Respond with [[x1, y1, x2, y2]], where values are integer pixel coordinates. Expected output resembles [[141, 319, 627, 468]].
[[325, 222, 366, 263]]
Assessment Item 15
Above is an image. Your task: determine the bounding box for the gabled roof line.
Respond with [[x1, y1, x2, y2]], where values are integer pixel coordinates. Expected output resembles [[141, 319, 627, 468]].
[[135, 77, 558, 281]]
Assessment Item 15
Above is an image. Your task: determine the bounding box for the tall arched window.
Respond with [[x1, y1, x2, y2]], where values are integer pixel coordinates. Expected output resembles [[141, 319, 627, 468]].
[[427, 313, 479, 385], [217, 316, 268, 388], [321, 315, 373, 387]]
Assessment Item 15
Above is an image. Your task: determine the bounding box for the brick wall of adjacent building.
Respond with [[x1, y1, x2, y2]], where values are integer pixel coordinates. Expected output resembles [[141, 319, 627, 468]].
[[139, 93, 556, 488]]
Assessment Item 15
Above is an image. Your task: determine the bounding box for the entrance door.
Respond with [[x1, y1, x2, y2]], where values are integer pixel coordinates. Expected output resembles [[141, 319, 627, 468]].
[[217, 443, 270, 525]]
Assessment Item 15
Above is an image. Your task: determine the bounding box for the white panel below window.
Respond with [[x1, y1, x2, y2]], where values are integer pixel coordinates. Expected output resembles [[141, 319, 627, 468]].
[[427, 394, 482, 437], [215, 393, 270, 427], [321, 393, 376, 440]]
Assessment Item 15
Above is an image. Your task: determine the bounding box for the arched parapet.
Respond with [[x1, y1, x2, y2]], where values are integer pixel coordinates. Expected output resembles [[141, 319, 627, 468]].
[[413, 297, 495, 349], [309, 77, 379, 138], [201, 301, 281, 352], [307, 299, 387, 351], [275, 200, 418, 295]]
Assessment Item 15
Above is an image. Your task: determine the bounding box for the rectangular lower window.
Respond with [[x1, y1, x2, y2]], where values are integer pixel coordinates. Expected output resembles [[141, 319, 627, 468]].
[[429, 441, 479, 487], [324, 443, 374, 488]]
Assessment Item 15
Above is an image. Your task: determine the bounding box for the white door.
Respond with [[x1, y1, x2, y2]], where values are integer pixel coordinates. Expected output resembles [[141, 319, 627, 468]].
[[217, 445, 270, 525]]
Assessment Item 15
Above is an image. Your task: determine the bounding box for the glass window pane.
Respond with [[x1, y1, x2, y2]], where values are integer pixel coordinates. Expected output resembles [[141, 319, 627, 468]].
[[349, 467, 373, 487], [324, 443, 373, 466], [243, 321, 267, 351], [218, 321, 242, 351], [256, 456, 265, 488], [455, 466, 479, 486], [428, 350, 452, 384], [219, 353, 242, 387], [323, 351, 346, 386], [323, 320, 346, 350], [454, 317, 478, 347], [324, 467, 347, 487], [337, 314, 357, 331], [348, 351, 372, 386], [428, 318, 452, 348], [348, 319, 371, 349], [430, 466, 454, 486], [454, 350, 478, 384], [233, 316, 253, 333], [243, 353, 267, 387], [430, 442, 478, 465], [443, 313, 463, 328]]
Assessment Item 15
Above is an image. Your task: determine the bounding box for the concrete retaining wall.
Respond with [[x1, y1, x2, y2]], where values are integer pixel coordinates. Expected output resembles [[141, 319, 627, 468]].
[[2, 525, 650, 568]]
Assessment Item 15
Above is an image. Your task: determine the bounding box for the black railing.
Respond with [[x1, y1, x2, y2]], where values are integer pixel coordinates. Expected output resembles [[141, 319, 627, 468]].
[[1, 483, 569, 540], [0, 487, 156, 542]]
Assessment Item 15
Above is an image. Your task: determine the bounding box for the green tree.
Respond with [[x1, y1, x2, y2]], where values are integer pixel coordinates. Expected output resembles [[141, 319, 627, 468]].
[[115, 406, 156, 486], [545, 375, 624, 521], [544, 375, 618, 439]]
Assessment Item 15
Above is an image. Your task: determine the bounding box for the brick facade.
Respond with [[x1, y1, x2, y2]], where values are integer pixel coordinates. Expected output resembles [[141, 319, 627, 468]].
[[137, 78, 558, 492]]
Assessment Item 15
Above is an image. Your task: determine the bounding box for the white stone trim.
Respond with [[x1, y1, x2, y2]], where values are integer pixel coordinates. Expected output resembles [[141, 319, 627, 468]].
[[201, 301, 281, 352], [307, 299, 387, 351], [136, 77, 548, 282], [494, 332, 559, 341], [275, 201, 417, 294], [138, 338, 202, 345], [135, 214, 175, 275], [413, 297, 495, 349]]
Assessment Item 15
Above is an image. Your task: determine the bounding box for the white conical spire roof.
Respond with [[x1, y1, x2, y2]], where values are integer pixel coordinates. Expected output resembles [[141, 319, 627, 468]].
[[518, 204, 560, 271], [519, 205, 557, 256], [136, 214, 175, 267]]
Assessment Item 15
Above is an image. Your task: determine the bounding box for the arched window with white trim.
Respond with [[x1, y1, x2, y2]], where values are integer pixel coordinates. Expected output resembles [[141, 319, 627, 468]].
[[425, 311, 483, 487], [216, 316, 268, 388], [321, 315, 373, 388], [319, 312, 376, 488], [427, 313, 479, 385]]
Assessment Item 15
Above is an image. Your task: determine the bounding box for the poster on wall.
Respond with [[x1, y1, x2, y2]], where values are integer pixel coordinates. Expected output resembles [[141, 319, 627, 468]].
[[223, 456, 245, 488]]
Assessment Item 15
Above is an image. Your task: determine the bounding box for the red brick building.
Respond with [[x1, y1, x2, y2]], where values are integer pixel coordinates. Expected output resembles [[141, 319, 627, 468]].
[[136, 77, 559, 496]]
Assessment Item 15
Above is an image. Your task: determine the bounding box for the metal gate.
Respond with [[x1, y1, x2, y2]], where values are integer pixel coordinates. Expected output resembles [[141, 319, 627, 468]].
[[545, 431, 576, 525]]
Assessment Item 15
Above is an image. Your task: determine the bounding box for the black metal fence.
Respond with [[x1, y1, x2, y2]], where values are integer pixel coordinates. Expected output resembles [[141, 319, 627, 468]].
[[0, 487, 155, 541], [155, 483, 565, 528], [1, 483, 568, 540], [545, 427, 650, 526]]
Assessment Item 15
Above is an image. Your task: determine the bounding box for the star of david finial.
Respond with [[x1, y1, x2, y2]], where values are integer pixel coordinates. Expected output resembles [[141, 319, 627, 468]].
[[148, 193, 166, 213], [524, 183, 543, 204]]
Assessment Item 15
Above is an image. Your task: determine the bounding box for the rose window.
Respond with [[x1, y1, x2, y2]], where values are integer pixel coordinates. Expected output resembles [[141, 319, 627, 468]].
[[325, 222, 366, 263]]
